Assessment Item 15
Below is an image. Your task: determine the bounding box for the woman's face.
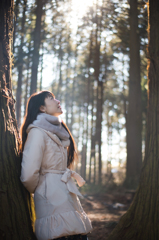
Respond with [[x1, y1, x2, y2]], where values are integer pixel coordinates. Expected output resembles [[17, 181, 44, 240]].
[[41, 95, 63, 116]]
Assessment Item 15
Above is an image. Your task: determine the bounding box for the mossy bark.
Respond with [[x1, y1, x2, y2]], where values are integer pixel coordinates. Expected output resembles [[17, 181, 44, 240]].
[[0, 1, 37, 239], [107, 1, 159, 239]]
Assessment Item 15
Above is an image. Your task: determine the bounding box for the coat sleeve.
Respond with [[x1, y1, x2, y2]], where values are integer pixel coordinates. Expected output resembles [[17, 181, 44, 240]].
[[20, 128, 45, 193]]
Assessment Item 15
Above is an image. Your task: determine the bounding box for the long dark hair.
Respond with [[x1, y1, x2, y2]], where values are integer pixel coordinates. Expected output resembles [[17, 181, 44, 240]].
[[20, 91, 78, 168]]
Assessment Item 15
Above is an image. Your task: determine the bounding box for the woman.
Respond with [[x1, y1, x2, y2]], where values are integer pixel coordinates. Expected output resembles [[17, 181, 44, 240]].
[[20, 91, 92, 240]]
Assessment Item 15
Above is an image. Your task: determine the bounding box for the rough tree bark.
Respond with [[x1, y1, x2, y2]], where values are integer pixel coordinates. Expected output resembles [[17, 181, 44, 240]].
[[107, 1, 159, 239], [126, 0, 142, 188], [0, 1, 36, 239]]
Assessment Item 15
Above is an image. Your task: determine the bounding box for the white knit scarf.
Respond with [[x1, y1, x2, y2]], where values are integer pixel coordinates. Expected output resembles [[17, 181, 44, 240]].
[[32, 113, 70, 141]]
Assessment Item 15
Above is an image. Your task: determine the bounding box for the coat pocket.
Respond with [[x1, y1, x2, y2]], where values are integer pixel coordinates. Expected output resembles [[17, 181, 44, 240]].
[[34, 175, 47, 200]]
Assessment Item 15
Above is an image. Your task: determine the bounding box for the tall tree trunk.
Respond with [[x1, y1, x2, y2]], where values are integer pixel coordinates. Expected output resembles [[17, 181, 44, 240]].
[[65, 41, 71, 127], [96, 81, 103, 184], [30, 0, 44, 94], [94, 41, 103, 184], [91, 95, 96, 184], [81, 143, 86, 179], [70, 47, 77, 133], [65, 76, 69, 126], [106, 112, 111, 175], [0, 1, 36, 239], [13, 0, 20, 54], [89, 78, 97, 184], [39, 42, 44, 91], [87, 31, 93, 183], [80, 105, 87, 179], [56, 36, 63, 100], [85, 31, 93, 183], [107, 1, 159, 239], [122, 59, 128, 135], [126, 0, 142, 188], [16, 0, 27, 126], [85, 85, 90, 182], [94, 1, 103, 184], [24, 41, 31, 113]]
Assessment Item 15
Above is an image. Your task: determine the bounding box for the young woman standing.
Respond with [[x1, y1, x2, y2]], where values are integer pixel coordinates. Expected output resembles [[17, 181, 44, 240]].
[[20, 91, 92, 240]]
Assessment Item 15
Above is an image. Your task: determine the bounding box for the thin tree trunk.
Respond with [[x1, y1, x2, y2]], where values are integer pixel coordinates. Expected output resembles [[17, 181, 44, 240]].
[[70, 47, 77, 133], [107, 114, 112, 175], [122, 59, 128, 164], [24, 41, 31, 114], [81, 143, 86, 179], [16, 0, 27, 126], [90, 95, 96, 184], [94, 1, 103, 184], [65, 76, 69, 126], [80, 104, 87, 179], [0, 1, 36, 239], [85, 93, 90, 182], [56, 37, 63, 100], [94, 42, 103, 184], [96, 81, 103, 184], [81, 76, 90, 181], [30, 0, 44, 94], [85, 31, 93, 182], [40, 42, 44, 91], [65, 55, 71, 127], [107, 1, 159, 239], [126, 0, 142, 188], [13, 0, 20, 54], [87, 31, 93, 183]]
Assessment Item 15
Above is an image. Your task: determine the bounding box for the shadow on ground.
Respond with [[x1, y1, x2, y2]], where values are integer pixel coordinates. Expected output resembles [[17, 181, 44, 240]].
[[80, 188, 134, 240]]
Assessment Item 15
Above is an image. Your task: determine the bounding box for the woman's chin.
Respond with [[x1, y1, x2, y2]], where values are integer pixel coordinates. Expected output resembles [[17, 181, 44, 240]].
[[50, 111, 63, 117], [58, 110, 63, 115]]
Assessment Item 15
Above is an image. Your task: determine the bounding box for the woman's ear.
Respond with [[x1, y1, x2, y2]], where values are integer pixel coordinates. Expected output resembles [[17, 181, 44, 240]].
[[39, 105, 46, 113]]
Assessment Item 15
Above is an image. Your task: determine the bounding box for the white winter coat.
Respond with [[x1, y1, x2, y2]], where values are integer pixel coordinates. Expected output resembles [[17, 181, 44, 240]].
[[20, 124, 92, 240]]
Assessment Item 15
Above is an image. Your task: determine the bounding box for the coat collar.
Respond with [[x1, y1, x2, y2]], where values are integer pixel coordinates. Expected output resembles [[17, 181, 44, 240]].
[[27, 124, 70, 148]]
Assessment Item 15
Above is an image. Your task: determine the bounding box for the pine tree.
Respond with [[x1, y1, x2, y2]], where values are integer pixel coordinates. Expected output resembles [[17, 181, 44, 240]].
[[126, 0, 142, 188], [107, 1, 159, 238], [16, 0, 27, 126], [0, 1, 36, 239], [30, 0, 45, 94]]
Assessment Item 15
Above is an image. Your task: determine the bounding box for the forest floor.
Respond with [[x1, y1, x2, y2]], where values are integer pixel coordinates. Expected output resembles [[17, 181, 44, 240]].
[[80, 186, 135, 240]]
